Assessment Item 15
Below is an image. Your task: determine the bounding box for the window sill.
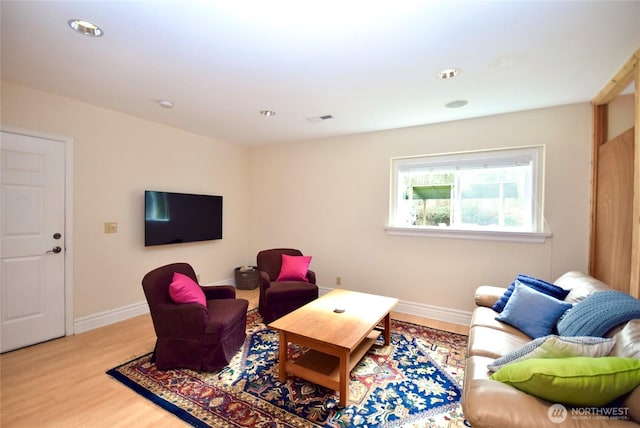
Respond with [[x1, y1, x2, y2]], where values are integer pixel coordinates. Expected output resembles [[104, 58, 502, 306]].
[[384, 226, 552, 243]]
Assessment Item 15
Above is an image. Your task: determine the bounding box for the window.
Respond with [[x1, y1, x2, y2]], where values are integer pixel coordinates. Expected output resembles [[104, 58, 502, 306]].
[[388, 146, 549, 242]]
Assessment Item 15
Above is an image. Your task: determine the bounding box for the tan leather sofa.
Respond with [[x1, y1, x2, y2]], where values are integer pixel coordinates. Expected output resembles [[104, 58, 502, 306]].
[[463, 271, 640, 427]]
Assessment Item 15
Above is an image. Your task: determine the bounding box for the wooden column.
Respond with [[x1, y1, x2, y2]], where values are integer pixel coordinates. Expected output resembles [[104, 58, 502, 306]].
[[588, 103, 607, 276], [631, 63, 640, 298], [591, 47, 640, 298]]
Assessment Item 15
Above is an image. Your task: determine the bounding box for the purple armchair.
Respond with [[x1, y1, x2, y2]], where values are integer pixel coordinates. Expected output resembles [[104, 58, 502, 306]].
[[257, 248, 318, 323], [142, 263, 248, 371]]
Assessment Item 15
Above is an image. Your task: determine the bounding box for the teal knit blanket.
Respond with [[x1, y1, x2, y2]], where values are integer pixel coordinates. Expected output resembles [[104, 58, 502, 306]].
[[557, 290, 640, 337]]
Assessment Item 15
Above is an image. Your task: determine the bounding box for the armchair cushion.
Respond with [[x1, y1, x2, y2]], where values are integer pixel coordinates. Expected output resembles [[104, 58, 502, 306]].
[[276, 254, 312, 282], [169, 272, 206, 306]]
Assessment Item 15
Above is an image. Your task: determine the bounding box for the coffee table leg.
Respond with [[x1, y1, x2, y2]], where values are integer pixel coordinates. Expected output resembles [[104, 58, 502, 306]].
[[339, 351, 349, 407], [278, 331, 288, 382], [383, 312, 391, 346]]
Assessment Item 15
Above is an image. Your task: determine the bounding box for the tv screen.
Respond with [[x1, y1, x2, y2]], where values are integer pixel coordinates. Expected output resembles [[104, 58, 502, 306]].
[[145, 191, 222, 246]]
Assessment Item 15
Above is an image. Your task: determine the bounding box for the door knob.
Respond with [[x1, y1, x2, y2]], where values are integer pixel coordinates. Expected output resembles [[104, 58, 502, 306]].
[[47, 246, 62, 254]]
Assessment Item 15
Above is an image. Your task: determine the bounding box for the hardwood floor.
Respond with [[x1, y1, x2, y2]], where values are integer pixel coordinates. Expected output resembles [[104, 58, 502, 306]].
[[0, 288, 468, 427]]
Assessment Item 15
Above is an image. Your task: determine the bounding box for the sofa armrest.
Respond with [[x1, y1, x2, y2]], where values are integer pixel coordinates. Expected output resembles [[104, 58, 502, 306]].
[[306, 269, 316, 284], [201, 285, 236, 300], [475, 286, 506, 308], [258, 270, 271, 286]]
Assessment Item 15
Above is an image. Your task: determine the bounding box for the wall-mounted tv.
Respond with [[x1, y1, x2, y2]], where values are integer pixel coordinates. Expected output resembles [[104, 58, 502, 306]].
[[145, 190, 223, 246]]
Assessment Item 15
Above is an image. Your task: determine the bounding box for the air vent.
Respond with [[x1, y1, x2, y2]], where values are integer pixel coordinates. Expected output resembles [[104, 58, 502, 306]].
[[445, 100, 468, 108], [306, 115, 334, 123], [437, 68, 459, 79]]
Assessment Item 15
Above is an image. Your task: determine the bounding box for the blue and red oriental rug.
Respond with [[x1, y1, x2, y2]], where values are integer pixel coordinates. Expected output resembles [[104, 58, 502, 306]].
[[107, 309, 469, 427]]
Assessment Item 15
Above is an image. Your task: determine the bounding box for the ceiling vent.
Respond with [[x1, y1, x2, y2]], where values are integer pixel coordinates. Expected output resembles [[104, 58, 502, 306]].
[[306, 115, 334, 123]]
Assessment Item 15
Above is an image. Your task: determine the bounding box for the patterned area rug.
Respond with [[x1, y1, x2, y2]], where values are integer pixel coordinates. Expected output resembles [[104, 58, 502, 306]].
[[107, 309, 469, 427]]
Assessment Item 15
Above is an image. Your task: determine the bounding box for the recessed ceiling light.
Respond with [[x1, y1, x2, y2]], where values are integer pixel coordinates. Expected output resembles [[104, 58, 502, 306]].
[[68, 19, 103, 37], [260, 110, 276, 117], [445, 100, 468, 108], [158, 99, 174, 109], [437, 68, 459, 80]]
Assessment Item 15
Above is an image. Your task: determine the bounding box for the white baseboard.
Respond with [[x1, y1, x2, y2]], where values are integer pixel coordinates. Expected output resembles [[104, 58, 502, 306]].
[[212, 278, 235, 286], [318, 286, 472, 326], [72, 278, 234, 334], [74, 301, 150, 334], [394, 299, 472, 326], [73, 285, 471, 334]]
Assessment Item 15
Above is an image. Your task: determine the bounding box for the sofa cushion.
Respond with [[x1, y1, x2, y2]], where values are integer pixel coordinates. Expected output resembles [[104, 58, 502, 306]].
[[495, 281, 572, 339], [468, 325, 531, 359], [471, 306, 529, 336], [623, 385, 640, 423], [492, 274, 569, 313], [554, 271, 611, 304], [490, 356, 640, 407], [488, 335, 615, 372], [611, 319, 640, 358], [463, 356, 566, 428]]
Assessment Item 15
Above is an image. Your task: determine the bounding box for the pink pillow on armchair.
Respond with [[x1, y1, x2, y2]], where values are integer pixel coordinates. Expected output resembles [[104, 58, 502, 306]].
[[276, 254, 312, 282], [169, 272, 206, 306]]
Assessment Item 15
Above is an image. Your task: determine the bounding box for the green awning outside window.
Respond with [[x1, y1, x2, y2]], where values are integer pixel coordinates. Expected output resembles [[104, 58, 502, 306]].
[[412, 183, 518, 200], [412, 185, 452, 200]]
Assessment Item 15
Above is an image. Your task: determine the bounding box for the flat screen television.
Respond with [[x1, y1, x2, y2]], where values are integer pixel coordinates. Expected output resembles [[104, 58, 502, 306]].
[[145, 190, 222, 246]]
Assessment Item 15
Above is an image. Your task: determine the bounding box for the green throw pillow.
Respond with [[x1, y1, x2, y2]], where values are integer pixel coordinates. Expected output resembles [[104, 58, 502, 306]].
[[490, 356, 640, 406]]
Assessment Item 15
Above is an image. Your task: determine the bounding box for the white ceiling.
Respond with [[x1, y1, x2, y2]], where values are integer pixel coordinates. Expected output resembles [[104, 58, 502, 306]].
[[2, 1, 639, 146]]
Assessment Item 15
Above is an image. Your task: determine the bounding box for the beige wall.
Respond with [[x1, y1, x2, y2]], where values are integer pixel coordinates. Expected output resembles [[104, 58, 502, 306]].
[[1, 82, 251, 318], [1, 80, 595, 320], [249, 103, 593, 312]]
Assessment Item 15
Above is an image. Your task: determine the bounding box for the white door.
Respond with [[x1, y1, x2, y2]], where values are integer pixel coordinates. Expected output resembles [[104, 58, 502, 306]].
[[1, 131, 66, 352]]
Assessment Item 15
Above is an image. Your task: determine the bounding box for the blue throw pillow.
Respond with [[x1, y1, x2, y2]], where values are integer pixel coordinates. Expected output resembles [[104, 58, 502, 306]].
[[496, 281, 573, 339], [557, 290, 640, 337], [492, 274, 570, 313]]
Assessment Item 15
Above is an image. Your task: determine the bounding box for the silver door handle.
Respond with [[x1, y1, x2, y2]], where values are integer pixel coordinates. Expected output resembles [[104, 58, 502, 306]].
[[46, 246, 62, 254]]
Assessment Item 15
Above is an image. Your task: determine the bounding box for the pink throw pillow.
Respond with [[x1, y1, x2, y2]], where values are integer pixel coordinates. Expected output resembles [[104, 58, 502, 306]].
[[169, 272, 206, 306], [276, 254, 312, 282]]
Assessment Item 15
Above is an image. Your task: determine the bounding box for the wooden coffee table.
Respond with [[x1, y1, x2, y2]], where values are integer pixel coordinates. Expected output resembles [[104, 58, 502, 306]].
[[268, 289, 398, 406]]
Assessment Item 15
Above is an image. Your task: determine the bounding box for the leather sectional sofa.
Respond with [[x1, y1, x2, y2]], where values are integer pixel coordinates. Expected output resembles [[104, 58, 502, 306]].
[[463, 271, 640, 427]]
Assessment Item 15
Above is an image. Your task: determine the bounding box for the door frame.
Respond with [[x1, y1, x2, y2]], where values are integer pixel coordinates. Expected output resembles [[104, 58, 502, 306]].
[[1, 126, 74, 336]]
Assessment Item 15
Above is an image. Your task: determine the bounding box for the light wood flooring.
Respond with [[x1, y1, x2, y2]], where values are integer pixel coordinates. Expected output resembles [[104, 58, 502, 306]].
[[0, 288, 468, 427]]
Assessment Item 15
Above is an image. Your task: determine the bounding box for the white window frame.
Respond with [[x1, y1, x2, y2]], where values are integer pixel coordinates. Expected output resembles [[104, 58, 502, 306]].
[[386, 146, 552, 243]]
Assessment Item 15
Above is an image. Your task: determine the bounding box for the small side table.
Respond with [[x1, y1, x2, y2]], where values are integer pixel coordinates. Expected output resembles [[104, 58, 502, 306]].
[[234, 266, 259, 290]]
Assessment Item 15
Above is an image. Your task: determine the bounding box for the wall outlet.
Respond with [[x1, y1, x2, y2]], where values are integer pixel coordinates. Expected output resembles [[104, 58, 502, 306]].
[[336, 276, 341, 285], [104, 222, 117, 233]]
